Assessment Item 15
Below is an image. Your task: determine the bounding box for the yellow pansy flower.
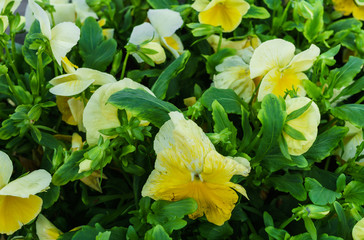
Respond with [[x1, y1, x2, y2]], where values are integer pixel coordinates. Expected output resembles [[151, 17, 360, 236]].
[[82, 78, 155, 146], [36, 214, 63, 240], [250, 39, 320, 102], [0, 151, 52, 235], [337, 122, 363, 161], [192, 0, 250, 32], [332, 0, 364, 20], [283, 97, 320, 156], [142, 112, 251, 226], [353, 218, 364, 240]]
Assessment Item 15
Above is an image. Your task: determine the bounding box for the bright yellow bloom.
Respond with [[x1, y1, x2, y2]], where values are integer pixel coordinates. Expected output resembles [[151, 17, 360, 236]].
[[353, 218, 364, 240], [142, 112, 250, 226], [0, 151, 51, 235], [337, 122, 363, 161], [283, 97, 320, 156], [36, 214, 63, 240], [192, 0, 250, 32], [82, 78, 155, 146], [332, 0, 364, 21], [250, 39, 320, 102]]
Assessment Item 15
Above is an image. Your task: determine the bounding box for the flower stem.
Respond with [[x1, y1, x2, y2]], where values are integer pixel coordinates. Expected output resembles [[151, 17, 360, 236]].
[[4, 42, 21, 83], [121, 51, 130, 79], [217, 31, 223, 52], [280, 214, 296, 229], [5, 72, 22, 104], [355, 95, 364, 104]]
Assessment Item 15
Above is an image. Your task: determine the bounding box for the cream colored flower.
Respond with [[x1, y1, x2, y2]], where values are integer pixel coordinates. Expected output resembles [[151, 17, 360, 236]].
[[250, 39, 320, 101], [142, 112, 250, 226], [207, 35, 260, 52], [192, 0, 250, 32], [283, 97, 320, 156], [36, 214, 63, 240], [0, 151, 52, 235], [129, 9, 184, 64], [83, 78, 155, 146], [213, 55, 255, 102], [28, 0, 80, 65], [337, 122, 363, 161], [353, 218, 364, 240], [333, 0, 364, 20]]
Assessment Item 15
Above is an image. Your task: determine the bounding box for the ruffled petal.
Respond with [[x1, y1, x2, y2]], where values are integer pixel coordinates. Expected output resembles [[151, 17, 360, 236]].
[[129, 22, 157, 45], [49, 79, 95, 96], [36, 214, 63, 240], [28, 0, 51, 39], [75, 68, 116, 85], [154, 112, 215, 173], [250, 39, 295, 79], [83, 78, 155, 146], [283, 97, 320, 156], [50, 22, 80, 65], [0, 170, 51, 198], [288, 44, 320, 73], [0, 151, 13, 189], [0, 195, 42, 235], [148, 9, 183, 37]]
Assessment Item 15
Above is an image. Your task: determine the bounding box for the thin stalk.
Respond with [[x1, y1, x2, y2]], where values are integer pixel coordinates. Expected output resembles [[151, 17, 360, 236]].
[[5, 72, 21, 104], [4, 42, 21, 82], [280, 214, 296, 229], [217, 31, 223, 52], [246, 219, 257, 234], [37, 49, 44, 96], [355, 95, 364, 104], [120, 51, 130, 79]]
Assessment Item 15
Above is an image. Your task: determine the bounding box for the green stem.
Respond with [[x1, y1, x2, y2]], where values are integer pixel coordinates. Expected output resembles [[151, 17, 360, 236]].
[[280, 214, 296, 229], [5, 73, 21, 104], [4, 42, 21, 82], [245, 128, 263, 154], [37, 50, 44, 96], [120, 51, 130, 79], [355, 95, 364, 104], [217, 31, 223, 52], [10, 34, 16, 61], [246, 219, 257, 234]]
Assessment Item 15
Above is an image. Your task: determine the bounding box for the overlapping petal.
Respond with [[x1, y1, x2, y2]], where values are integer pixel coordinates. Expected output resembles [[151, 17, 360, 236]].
[[148, 9, 183, 38], [0, 151, 12, 189], [28, 0, 51, 39], [36, 214, 63, 240]]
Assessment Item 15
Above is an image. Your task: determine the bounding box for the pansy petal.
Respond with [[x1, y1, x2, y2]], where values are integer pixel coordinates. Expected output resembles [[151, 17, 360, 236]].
[[154, 112, 215, 173], [36, 214, 63, 240], [129, 22, 156, 45], [56, 96, 78, 125], [76, 68, 116, 85], [73, 0, 98, 22], [148, 9, 183, 37], [68, 97, 85, 131], [49, 79, 95, 96], [288, 44, 320, 72], [283, 97, 320, 156], [191, 0, 210, 12], [0, 195, 42, 235], [339, 122, 364, 161], [28, 0, 51, 39], [0, 151, 13, 189], [83, 78, 155, 146], [250, 39, 295, 79], [353, 218, 364, 240], [353, 6, 364, 21], [143, 41, 166, 64], [51, 3, 76, 24], [0, 169, 51, 198], [50, 22, 80, 65], [332, 0, 355, 15], [161, 34, 184, 58]]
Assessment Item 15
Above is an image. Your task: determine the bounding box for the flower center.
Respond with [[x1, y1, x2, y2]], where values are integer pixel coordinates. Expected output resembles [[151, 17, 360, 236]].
[[191, 172, 203, 182]]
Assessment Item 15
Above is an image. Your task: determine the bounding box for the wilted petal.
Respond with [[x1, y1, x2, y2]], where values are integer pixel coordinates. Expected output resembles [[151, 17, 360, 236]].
[[283, 97, 320, 156], [0, 151, 13, 189], [148, 9, 183, 37], [250, 39, 295, 79], [50, 22, 80, 65], [0, 195, 43, 235], [0, 169, 51, 198]]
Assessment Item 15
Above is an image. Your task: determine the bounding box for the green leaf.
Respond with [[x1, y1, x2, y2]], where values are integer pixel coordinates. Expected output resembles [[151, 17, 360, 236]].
[[305, 177, 341, 205], [303, 1, 323, 43], [127, 69, 161, 83], [241, 106, 253, 150], [201, 87, 246, 114], [269, 173, 307, 201], [343, 181, 364, 205], [302, 79, 322, 100], [303, 217, 317, 240], [283, 124, 306, 141], [265, 226, 290, 239], [108, 88, 179, 128], [256, 94, 286, 161], [330, 104, 364, 128], [304, 126, 348, 163], [263, 0, 281, 10], [145, 225, 172, 240], [328, 56, 364, 90], [38, 184, 60, 209], [205, 48, 236, 74], [333, 201, 350, 239], [79, 17, 117, 71], [263, 211, 274, 227], [278, 135, 291, 160], [199, 222, 233, 240], [243, 5, 271, 19], [336, 174, 346, 193], [72, 225, 104, 240], [151, 51, 191, 99], [211, 100, 237, 146], [332, 75, 364, 102], [328, 18, 362, 33], [286, 101, 312, 122], [96, 231, 111, 240], [146, 0, 178, 8]]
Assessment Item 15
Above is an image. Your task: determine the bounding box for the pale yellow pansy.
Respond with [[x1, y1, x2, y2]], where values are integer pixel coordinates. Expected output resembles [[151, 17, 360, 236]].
[[28, 0, 80, 65], [192, 0, 250, 32], [73, 0, 98, 22], [83, 78, 155, 146], [353, 218, 364, 240], [36, 214, 63, 240], [129, 9, 183, 64], [333, 0, 364, 20], [337, 122, 363, 161], [213, 56, 255, 102], [250, 39, 320, 101], [207, 34, 261, 52], [142, 111, 251, 226], [55, 96, 85, 131], [283, 97, 320, 156], [49, 67, 116, 96], [0, 151, 52, 235]]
